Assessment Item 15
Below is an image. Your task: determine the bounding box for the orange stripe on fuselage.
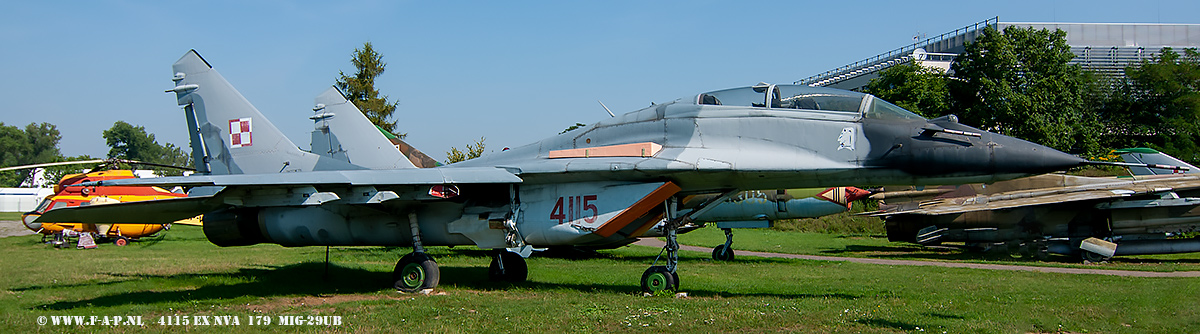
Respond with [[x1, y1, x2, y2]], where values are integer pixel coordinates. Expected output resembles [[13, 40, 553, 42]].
[[593, 182, 680, 238], [548, 142, 663, 159]]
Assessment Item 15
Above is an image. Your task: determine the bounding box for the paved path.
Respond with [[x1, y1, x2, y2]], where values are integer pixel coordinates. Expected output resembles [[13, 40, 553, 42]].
[[634, 239, 1200, 278], [0, 220, 35, 238]]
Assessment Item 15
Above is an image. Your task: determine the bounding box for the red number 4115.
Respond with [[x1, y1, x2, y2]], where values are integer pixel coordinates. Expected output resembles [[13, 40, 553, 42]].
[[550, 195, 597, 224]]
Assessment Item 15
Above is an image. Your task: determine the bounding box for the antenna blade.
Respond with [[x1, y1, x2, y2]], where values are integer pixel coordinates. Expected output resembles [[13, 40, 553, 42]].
[[598, 100, 615, 118]]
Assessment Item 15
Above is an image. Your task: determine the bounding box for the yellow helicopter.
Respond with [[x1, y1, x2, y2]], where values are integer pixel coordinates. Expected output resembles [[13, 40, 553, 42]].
[[2, 159, 199, 248]]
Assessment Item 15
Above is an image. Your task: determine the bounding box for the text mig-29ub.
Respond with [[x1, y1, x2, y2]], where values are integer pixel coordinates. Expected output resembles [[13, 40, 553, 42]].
[[40, 50, 1097, 293]]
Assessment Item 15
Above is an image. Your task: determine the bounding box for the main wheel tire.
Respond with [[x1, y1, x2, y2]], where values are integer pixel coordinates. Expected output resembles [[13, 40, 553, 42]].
[[640, 266, 677, 293], [711, 244, 735, 261], [1035, 244, 1050, 261], [393, 252, 440, 292], [114, 237, 129, 246], [1081, 250, 1110, 263], [488, 251, 528, 282]]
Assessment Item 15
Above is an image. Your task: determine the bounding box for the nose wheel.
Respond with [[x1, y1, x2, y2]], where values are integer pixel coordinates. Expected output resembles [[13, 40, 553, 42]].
[[640, 266, 678, 292], [640, 190, 738, 293]]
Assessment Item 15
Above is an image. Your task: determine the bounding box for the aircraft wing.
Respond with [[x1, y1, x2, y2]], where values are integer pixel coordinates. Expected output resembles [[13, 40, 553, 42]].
[[873, 189, 1136, 216], [78, 167, 522, 187], [35, 195, 219, 224], [870, 175, 1200, 216]]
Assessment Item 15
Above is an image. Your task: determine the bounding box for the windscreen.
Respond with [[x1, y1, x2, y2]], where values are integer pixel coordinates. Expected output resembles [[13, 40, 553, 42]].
[[866, 98, 925, 121]]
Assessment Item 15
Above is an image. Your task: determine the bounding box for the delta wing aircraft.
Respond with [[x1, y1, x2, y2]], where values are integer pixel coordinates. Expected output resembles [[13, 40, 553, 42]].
[[870, 148, 1198, 262], [40, 50, 1099, 292]]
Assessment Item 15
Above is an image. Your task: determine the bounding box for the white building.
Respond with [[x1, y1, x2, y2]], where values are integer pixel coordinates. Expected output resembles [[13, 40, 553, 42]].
[[797, 17, 1200, 91]]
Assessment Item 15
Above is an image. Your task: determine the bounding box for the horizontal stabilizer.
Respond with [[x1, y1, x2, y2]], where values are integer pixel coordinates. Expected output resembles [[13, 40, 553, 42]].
[[35, 196, 217, 225], [1117, 148, 1198, 176]]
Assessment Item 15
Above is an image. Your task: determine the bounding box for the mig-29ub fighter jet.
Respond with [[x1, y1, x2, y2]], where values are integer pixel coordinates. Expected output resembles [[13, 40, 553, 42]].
[[869, 148, 1196, 262], [305, 87, 876, 260], [40, 50, 1097, 293]]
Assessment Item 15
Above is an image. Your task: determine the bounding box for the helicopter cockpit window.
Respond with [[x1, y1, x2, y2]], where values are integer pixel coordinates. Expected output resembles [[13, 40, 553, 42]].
[[866, 97, 925, 121], [48, 200, 67, 211], [697, 84, 867, 113], [33, 198, 53, 213]]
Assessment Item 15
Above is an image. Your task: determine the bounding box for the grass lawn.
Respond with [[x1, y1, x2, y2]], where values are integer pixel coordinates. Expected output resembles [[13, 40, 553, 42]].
[[0, 212, 22, 221], [2, 225, 1198, 333]]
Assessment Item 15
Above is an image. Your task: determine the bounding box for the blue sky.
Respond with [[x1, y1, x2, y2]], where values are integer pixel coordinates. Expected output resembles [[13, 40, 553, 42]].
[[2, 1, 1198, 162]]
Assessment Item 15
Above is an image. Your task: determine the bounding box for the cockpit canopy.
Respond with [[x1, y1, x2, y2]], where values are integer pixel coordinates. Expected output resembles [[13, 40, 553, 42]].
[[694, 84, 924, 121]]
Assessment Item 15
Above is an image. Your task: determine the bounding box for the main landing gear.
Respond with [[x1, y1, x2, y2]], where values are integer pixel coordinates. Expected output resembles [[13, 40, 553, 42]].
[[642, 191, 738, 293], [394, 252, 439, 292], [392, 206, 530, 293], [393, 213, 440, 292]]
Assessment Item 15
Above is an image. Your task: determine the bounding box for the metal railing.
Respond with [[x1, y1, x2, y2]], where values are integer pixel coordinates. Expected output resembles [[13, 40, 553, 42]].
[[796, 17, 998, 87], [1073, 46, 1156, 77]]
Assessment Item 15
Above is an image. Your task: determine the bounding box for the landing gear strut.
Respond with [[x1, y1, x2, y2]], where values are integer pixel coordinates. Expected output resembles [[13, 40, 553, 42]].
[[642, 190, 738, 293], [488, 250, 528, 282], [393, 213, 440, 292], [711, 228, 735, 261]]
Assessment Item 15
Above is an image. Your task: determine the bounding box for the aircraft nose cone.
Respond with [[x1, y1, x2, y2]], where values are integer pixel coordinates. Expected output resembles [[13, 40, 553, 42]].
[[22, 213, 41, 231], [868, 120, 1086, 177], [990, 134, 1088, 174]]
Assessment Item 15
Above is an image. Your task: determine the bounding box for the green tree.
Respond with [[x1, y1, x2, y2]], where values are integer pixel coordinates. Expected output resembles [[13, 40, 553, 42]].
[[336, 42, 402, 137], [560, 122, 588, 134], [445, 137, 486, 164], [1108, 48, 1200, 162], [102, 121, 191, 175], [864, 62, 951, 117], [949, 26, 1101, 154], [0, 122, 62, 187]]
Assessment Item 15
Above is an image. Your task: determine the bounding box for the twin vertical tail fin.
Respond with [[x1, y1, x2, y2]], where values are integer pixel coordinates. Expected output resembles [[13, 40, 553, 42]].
[[170, 50, 361, 175], [310, 87, 417, 169]]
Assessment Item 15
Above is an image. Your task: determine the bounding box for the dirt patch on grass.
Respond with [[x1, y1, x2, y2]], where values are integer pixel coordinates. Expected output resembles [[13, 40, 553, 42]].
[[241, 294, 401, 313], [0, 220, 35, 238]]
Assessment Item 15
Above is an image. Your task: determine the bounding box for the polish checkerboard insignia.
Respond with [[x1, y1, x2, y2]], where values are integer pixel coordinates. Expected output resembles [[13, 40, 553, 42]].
[[229, 118, 252, 148]]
